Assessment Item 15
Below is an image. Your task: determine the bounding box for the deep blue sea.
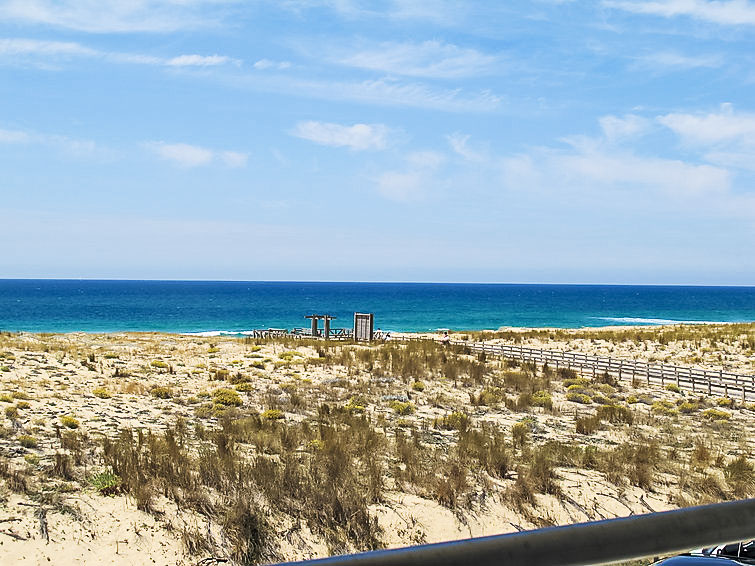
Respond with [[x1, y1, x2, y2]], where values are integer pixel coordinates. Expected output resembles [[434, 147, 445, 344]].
[[0, 280, 753, 334]]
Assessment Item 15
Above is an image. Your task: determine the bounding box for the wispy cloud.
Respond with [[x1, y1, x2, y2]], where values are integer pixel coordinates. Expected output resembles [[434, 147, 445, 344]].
[[0, 0, 239, 33], [0, 38, 96, 57], [0, 128, 31, 143], [658, 103, 755, 145], [497, 113, 736, 200], [278, 0, 466, 25], [658, 104, 755, 170], [146, 142, 248, 167], [291, 121, 391, 150], [502, 143, 730, 198], [631, 51, 723, 70], [167, 54, 238, 67], [0, 37, 240, 69], [0, 126, 98, 155], [446, 132, 487, 162], [289, 76, 502, 112], [335, 40, 498, 79], [376, 150, 445, 201], [599, 114, 651, 142], [253, 59, 291, 70], [605, 0, 755, 25]]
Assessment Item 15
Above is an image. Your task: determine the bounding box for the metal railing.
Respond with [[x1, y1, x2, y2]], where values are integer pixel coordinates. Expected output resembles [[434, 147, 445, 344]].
[[275, 498, 755, 566]]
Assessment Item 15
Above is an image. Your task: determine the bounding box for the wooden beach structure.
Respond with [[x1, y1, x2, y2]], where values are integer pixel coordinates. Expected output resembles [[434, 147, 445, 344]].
[[240, 315, 753, 401]]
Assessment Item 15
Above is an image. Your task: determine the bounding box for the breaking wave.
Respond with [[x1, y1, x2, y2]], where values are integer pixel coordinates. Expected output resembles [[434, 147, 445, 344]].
[[595, 317, 725, 326]]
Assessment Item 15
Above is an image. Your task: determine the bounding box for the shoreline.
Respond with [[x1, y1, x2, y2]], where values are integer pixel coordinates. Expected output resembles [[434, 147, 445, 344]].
[[2, 319, 753, 337]]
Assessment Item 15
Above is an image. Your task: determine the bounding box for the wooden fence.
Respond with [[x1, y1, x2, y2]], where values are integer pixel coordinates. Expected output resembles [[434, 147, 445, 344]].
[[398, 337, 755, 402], [240, 330, 754, 401]]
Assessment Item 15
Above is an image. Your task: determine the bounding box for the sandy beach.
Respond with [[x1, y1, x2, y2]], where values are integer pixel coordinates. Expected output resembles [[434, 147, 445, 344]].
[[0, 324, 753, 564]]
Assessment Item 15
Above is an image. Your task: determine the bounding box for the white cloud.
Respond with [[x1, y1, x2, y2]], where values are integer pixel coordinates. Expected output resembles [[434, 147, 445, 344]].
[[552, 149, 729, 195], [658, 105, 755, 170], [219, 151, 249, 167], [336, 40, 498, 79], [300, 77, 502, 112], [0, 0, 239, 33], [375, 150, 445, 202], [446, 132, 486, 162], [599, 114, 651, 142], [0, 128, 31, 143], [605, 0, 755, 25], [0, 38, 96, 57], [658, 104, 755, 145], [0, 126, 98, 155], [146, 142, 247, 167], [253, 59, 291, 70], [292, 121, 391, 150], [376, 171, 426, 202], [0, 37, 240, 69], [633, 51, 723, 70], [166, 54, 238, 67], [499, 114, 732, 198]]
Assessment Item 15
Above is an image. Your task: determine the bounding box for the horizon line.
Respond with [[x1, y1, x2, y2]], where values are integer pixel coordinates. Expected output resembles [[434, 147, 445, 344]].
[[1, 278, 754, 288]]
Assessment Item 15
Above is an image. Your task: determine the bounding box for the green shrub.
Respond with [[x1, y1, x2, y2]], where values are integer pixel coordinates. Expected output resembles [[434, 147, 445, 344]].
[[0, 393, 12, 402], [0, 366, 10, 372], [150, 360, 169, 369], [566, 392, 592, 404], [626, 395, 638, 404], [678, 401, 699, 413], [716, 397, 734, 408], [194, 403, 214, 418], [11, 391, 30, 400], [411, 381, 425, 392], [652, 400, 678, 415], [261, 409, 284, 420], [389, 400, 415, 416], [90, 470, 122, 495], [18, 434, 38, 448], [345, 395, 366, 414], [563, 377, 591, 388], [213, 388, 242, 407], [435, 411, 469, 431], [15, 401, 30, 410], [235, 383, 253, 392], [5, 406, 19, 419], [703, 408, 731, 421], [665, 383, 681, 393], [150, 386, 173, 399], [92, 387, 111, 399], [531, 390, 553, 409], [60, 415, 80, 429]]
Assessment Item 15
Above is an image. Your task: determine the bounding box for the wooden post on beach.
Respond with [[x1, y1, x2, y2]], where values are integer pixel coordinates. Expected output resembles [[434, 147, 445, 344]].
[[305, 315, 319, 337]]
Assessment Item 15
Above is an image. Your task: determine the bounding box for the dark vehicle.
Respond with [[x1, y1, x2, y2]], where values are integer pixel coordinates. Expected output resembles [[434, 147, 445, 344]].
[[656, 542, 755, 566]]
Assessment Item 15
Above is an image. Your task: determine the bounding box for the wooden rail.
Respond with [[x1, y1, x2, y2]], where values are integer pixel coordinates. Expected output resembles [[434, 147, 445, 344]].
[[241, 330, 754, 401], [398, 337, 755, 402]]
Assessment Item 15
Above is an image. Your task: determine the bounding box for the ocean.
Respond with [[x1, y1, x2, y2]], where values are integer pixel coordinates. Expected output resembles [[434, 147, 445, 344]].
[[0, 279, 753, 334]]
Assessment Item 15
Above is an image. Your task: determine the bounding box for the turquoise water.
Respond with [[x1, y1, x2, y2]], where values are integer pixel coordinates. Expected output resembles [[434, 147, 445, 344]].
[[0, 280, 753, 334]]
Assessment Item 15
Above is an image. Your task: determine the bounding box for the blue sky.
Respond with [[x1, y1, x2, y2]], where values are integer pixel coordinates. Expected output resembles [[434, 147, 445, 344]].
[[1, 0, 754, 284]]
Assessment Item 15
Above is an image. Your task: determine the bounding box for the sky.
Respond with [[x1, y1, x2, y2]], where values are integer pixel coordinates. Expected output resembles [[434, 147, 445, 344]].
[[1, 0, 754, 285]]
